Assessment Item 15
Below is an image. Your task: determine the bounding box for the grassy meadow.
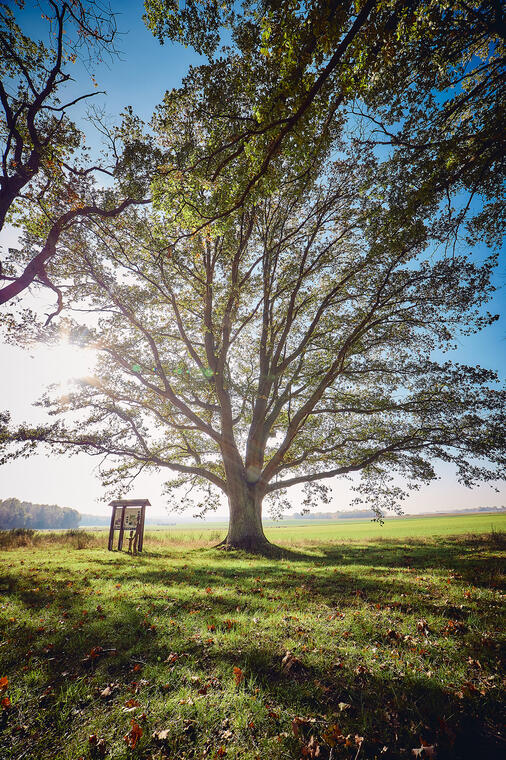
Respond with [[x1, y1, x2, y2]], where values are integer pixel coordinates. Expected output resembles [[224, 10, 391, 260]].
[[0, 513, 504, 759]]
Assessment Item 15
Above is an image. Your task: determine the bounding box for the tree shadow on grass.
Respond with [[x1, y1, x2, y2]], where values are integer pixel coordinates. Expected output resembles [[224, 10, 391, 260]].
[[2, 582, 501, 760], [0, 533, 503, 759], [200, 640, 505, 760]]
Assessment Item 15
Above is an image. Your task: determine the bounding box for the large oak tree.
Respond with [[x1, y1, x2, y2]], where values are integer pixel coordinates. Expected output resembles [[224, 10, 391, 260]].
[[8, 141, 504, 549]]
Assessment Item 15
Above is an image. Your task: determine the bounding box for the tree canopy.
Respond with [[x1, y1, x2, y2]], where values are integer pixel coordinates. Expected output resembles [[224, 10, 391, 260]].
[[0, 0, 151, 309], [3, 1, 503, 311], [146, 0, 504, 238]]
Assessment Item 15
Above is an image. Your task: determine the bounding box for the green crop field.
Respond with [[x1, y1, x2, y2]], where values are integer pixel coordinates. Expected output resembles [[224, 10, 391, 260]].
[[0, 513, 504, 759], [264, 512, 506, 542], [138, 512, 506, 549]]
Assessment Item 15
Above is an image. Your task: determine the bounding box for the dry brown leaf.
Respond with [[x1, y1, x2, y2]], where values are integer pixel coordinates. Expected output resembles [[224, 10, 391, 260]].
[[417, 619, 430, 636], [281, 650, 303, 672], [152, 729, 170, 742], [412, 744, 436, 758], [124, 719, 143, 749], [301, 735, 321, 758], [322, 724, 343, 747], [291, 716, 314, 737]]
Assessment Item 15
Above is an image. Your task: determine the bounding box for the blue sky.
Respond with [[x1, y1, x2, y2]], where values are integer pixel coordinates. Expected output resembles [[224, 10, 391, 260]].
[[0, 1, 504, 520]]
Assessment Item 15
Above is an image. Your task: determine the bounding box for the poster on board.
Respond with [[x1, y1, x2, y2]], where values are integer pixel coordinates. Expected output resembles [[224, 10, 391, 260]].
[[113, 507, 141, 530]]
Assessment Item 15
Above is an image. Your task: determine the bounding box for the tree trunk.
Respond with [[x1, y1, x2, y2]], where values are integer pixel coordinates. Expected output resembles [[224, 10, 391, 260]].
[[220, 477, 269, 551]]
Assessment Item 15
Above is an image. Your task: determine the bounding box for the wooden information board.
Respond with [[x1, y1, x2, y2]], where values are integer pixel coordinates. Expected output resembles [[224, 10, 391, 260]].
[[108, 499, 150, 552]]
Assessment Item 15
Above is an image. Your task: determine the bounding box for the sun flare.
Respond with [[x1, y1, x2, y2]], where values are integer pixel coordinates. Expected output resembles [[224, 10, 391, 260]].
[[47, 343, 98, 387]]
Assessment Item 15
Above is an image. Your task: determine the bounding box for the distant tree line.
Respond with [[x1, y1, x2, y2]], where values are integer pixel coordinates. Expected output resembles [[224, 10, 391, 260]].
[[290, 506, 505, 520], [290, 510, 376, 520], [78, 513, 111, 527], [0, 498, 80, 529]]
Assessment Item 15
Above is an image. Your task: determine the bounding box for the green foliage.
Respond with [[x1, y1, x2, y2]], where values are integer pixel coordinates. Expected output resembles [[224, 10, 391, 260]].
[[145, 0, 505, 235], [0, 2, 154, 307], [0, 1, 116, 230], [144, 0, 235, 56]]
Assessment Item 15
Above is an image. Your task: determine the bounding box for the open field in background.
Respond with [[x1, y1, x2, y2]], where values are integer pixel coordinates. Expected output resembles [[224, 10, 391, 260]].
[[0, 513, 504, 759], [2, 512, 504, 551]]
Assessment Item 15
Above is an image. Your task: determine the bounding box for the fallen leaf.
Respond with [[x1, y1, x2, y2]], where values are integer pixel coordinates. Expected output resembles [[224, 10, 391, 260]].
[[124, 718, 143, 749], [412, 744, 436, 758], [437, 718, 456, 745], [301, 735, 321, 758], [417, 619, 430, 636], [292, 716, 312, 737], [233, 666, 244, 685], [152, 728, 170, 742], [100, 682, 119, 698], [88, 734, 107, 757], [322, 724, 343, 747], [281, 650, 303, 672], [443, 620, 466, 635]]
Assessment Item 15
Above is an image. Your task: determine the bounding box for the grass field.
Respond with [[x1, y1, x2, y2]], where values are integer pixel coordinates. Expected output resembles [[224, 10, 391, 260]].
[[76, 512, 506, 550], [0, 513, 504, 759]]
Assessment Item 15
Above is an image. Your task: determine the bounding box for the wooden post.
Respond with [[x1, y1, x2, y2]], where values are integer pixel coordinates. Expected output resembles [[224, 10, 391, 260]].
[[138, 503, 146, 553], [108, 507, 116, 551], [132, 515, 139, 555], [117, 503, 127, 551]]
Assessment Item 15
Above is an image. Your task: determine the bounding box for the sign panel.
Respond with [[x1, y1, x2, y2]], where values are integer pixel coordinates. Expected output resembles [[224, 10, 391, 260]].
[[113, 507, 141, 530]]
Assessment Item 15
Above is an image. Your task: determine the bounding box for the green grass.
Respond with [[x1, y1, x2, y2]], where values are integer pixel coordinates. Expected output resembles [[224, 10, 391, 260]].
[[0, 513, 504, 759], [63, 511, 506, 550], [265, 512, 506, 542]]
